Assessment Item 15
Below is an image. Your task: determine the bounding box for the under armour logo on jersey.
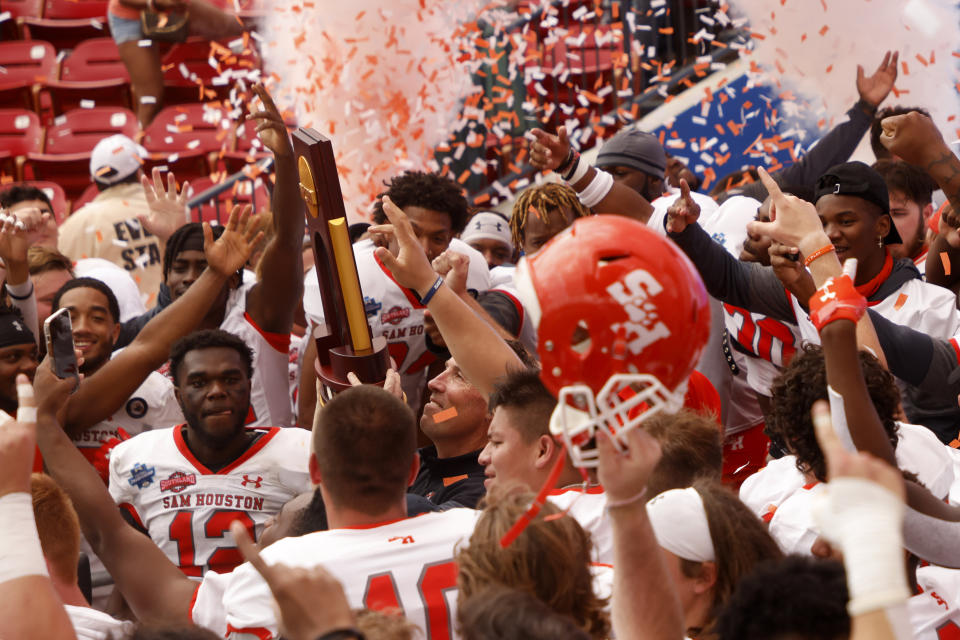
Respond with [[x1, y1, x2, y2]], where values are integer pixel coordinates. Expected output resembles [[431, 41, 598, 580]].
[[241, 475, 263, 488], [11, 320, 22, 332], [389, 536, 415, 544]]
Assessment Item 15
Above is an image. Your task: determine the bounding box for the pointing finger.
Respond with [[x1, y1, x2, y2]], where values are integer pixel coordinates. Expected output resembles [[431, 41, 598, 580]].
[[231, 521, 274, 585]]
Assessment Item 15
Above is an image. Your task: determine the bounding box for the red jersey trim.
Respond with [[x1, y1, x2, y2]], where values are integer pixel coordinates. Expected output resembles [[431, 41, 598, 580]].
[[173, 425, 280, 475], [950, 338, 960, 365], [119, 502, 145, 529], [188, 583, 201, 623], [243, 311, 290, 353], [494, 288, 525, 336], [374, 253, 425, 309], [225, 625, 273, 640], [855, 251, 893, 299]]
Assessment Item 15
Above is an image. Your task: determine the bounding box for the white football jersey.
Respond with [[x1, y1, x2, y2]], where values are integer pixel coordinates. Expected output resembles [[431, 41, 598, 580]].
[[739, 455, 807, 523], [791, 275, 960, 345], [109, 425, 312, 577], [221, 281, 295, 428], [548, 487, 612, 565], [71, 369, 184, 470], [304, 238, 490, 408], [212, 509, 480, 639], [65, 605, 134, 640], [910, 565, 960, 640]]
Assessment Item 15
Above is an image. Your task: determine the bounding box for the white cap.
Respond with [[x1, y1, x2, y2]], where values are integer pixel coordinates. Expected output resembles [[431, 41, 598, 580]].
[[89, 134, 147, 185], [460, 211, 513, 252], [647, 487, 716, 562]]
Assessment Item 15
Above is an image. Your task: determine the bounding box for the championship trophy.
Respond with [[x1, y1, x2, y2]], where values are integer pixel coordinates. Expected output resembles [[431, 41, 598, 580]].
[[293, 129, 390, 398]]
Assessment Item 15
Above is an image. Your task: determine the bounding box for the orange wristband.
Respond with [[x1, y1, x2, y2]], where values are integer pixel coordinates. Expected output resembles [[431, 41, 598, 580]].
[[803, 244, 836, 267]]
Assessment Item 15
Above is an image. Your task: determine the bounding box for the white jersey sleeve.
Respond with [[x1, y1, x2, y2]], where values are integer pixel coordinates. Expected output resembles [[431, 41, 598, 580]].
[[223, 509, 480, 640], [192, 570, 232, 637], [547, 487, 612, 565], [910, 565, 960, 640], [65, 605, 135, 640], [738, 455, 806, 523], [108, 426, 312, 577], [221, 282, 295, 428]]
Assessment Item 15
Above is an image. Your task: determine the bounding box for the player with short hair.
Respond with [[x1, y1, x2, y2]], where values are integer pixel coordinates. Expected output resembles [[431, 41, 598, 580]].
[[872, 159, 937, 268], [108, 328, 312, 577], [460, 210, 516, 268]]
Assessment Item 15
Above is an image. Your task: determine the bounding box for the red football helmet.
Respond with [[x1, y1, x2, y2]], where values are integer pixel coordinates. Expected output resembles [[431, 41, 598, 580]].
[[515, 214, 711, 467]]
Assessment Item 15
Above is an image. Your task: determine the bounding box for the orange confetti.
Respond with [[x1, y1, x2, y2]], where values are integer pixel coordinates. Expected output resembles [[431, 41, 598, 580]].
[[942, 252, 952, 276], [819, 25, 829, 36], [894, 293, 908, 311]]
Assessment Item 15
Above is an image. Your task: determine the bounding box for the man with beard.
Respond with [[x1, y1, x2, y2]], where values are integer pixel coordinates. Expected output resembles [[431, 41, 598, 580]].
[[107, 329, 312, 576], [872, 159, 937, 272]]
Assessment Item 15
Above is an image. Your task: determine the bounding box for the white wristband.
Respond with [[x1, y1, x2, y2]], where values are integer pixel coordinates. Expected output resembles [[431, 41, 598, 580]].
[[813, 477, 909, 616], [577, 169, 614, 209], [563, 156, 590, 186], [0, 492, 48, 583]]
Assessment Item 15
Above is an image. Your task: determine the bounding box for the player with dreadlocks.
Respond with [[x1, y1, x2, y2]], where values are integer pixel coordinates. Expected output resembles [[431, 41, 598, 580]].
[[509, 183, 590, 257]]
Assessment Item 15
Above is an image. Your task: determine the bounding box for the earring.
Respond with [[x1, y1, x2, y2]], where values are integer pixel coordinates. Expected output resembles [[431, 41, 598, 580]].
[[878, 236, 883, 248]]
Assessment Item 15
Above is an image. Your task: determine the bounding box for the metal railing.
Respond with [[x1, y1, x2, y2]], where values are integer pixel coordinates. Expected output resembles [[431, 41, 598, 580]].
[[186, 156, 274, 224]]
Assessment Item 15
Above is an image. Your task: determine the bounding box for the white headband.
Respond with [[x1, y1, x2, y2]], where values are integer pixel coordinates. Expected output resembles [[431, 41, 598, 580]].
[[460, 211, 514, 251], [647, 487, 716, 562]]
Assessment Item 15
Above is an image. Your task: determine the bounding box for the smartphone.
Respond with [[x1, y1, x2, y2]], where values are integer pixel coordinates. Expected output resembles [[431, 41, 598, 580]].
[[44, 307, 79, 384]]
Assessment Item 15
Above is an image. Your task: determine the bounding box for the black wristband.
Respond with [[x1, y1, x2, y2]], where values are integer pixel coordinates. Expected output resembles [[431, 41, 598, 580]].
[[854, 98, 877, 116], [555, 147, 576, 175], [314, 629, 366, 640]]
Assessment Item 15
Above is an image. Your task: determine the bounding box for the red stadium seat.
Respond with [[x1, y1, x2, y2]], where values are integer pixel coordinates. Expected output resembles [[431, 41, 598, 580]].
[[0, 40, 56, 111], [40, 0, 107, 20], [70, 181, 99, 213], [1, 0, 42, 38], [44, 107, 137, 154], [142, 102, 233, 180], [58, 38, 129, 82], [221, 119, 269, 173], [20, 18, 109, 52], [23, 151, 93, 201], [0, 109, 43, 180], [39, 38, 131, 117], [161, 38, 261, 105], [22, 180, 67, 223]]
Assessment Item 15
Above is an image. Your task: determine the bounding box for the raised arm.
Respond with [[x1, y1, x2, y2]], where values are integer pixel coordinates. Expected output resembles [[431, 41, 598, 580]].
[[597, 427, 684, 640], [63, 206, 263, 434], [528, 126, 654, 222], [34, 357, 196, 625], [665, 187, 797, 323], [737, 51, 899, 201], [371, 197, 524, 397], [0, 376, 77, 640], [243, 84, 305, 335]]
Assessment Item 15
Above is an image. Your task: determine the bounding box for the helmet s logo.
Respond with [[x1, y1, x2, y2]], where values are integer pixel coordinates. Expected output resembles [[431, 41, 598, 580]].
[[606, 269, 672, 356]]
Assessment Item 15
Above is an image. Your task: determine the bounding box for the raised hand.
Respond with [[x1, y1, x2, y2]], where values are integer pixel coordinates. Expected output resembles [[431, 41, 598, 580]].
[[879, 111, 948, 168], [528, 127, 572, 172], [769, 241, 815, 300], [231, 522, 355, 640], [140, 167, 190, 242], [596, 426, 661, 506], [34, 354, 81, 424], [856, 51, 899, 108], [247, 84, 293, 158], [431, 249, 469, 296], [0, 207, 51, 265], [0, 375, 38, 497], [370, 196, 438, 297], [346, 368, 403, 401], [747, 168, 827, 256], [665, 179, 700, 233], [203, 204, 264, 277]]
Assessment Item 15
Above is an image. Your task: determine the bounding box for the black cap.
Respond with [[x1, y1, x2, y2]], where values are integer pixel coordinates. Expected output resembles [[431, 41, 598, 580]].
[[815, 161, 903, 245]]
